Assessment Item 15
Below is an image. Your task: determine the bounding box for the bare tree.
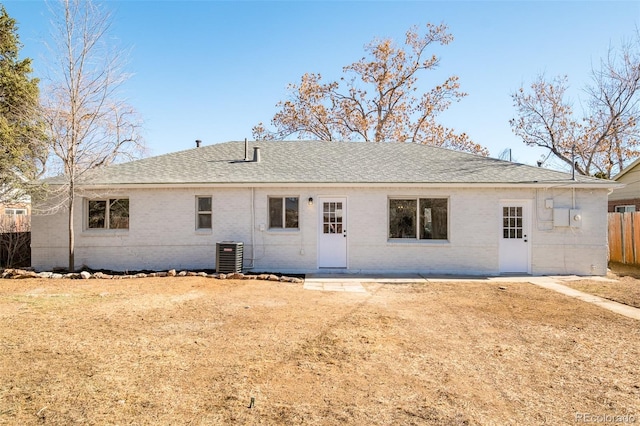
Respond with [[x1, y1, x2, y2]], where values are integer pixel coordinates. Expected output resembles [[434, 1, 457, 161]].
[[254, 24, 489, 155], [0, 213, 31, 268], [42, 0, 144, 271], [510, 34, 640, 178]]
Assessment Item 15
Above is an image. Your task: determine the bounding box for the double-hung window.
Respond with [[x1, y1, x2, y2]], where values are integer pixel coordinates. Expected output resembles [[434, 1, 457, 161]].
[[87, 198, 129, 230], [269, 197, 299, 229], [197, 196, 212, 229], [389, 198, 448, 240]]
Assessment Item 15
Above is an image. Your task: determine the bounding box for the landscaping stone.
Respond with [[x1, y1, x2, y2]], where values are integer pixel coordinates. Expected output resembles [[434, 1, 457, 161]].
[[228, 273, 244, 280], [94, 272, 113, 279], [13, 271, 38, 279], [0, 266, 303, 284]]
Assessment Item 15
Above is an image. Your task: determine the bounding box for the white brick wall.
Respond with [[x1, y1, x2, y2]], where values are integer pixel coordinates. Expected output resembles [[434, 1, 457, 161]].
[[31, 185, 610, 275]]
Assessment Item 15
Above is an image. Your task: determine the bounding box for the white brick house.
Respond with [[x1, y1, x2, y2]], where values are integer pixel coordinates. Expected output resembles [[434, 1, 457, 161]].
[[32, 141, 619, 275]]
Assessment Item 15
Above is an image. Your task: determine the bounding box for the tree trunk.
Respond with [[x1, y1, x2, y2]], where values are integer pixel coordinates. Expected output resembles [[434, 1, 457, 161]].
[[68, 185, 75, 272]]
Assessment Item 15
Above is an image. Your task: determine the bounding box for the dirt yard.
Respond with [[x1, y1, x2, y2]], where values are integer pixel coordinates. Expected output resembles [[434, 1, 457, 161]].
[[1, 276, 638, 425], [561, 263, 640, 309]]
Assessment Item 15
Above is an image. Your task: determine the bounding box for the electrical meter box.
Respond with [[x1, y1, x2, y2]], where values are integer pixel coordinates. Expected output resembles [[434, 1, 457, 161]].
[[570, 209, 582, 228], [553, 208, 569, 227]]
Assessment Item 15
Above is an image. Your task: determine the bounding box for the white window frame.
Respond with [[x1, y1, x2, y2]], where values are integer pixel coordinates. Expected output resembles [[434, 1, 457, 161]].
[[4, 208, 27, 216], [615, 205, 636, 213], [268, 196, 299, 230], [388, 197, 449, 241], [85, 198, 129, 231], [196, 196, 213, 230]]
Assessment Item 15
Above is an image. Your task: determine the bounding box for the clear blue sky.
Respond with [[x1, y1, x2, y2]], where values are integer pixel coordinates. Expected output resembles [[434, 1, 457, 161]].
[[5, 1, 640, 169]]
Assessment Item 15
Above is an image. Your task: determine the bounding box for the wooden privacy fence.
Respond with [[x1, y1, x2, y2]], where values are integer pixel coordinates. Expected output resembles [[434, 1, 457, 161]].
[[608, 212, 640, 265]]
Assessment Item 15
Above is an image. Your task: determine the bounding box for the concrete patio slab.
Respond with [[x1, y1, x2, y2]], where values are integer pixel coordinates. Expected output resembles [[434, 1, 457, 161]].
[[303, 279, 368, 293]]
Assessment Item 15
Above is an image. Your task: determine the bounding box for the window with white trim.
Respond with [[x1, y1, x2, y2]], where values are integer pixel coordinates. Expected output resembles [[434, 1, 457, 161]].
[[389, 198, 448, 240], [197, 196, 212, 229], [87, 198, 129, 229], [269, 197, 299, 229], [4, 208, 27, 216], [615, 205, 636, 213]]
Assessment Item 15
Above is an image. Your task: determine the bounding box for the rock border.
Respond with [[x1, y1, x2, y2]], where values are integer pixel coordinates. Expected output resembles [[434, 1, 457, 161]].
[[0, 268, 304, 283]]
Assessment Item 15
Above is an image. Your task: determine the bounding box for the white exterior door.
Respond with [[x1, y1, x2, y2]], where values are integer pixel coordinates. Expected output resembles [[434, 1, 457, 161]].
[[318, 198, 347, 268], [498, 201, 531, 274]]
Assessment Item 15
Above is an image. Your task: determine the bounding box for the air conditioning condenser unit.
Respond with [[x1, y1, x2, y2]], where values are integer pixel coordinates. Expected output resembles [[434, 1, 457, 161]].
[[216, 241, 243, 274]]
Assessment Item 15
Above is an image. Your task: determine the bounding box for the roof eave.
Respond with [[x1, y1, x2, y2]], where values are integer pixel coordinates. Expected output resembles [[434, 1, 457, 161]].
[[65, 181, 622, 190], [614, 157, 640, 181]]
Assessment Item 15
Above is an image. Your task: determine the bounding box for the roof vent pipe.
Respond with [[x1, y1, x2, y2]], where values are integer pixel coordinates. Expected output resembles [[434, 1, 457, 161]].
[[253, 146, 261, 163], [571, 144, 576, 181], [195, 139, 202, 148], [244, 138, 249, 161]]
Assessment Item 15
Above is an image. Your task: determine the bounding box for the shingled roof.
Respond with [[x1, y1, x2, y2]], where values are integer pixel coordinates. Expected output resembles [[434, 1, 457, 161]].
[[68, 140, 615, 187]]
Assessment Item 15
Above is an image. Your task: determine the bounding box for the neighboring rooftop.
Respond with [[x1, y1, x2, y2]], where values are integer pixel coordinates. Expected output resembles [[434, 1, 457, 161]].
[[61, 140, 615, 187]]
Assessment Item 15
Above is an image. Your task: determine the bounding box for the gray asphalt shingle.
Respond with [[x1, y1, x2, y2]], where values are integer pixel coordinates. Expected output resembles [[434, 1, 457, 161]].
[[68, 140, 612, 186]]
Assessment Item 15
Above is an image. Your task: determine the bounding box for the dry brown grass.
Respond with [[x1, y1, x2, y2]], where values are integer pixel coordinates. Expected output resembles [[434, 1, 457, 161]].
[[561, 263, 640, 309], [1, 277, 639, 425]]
